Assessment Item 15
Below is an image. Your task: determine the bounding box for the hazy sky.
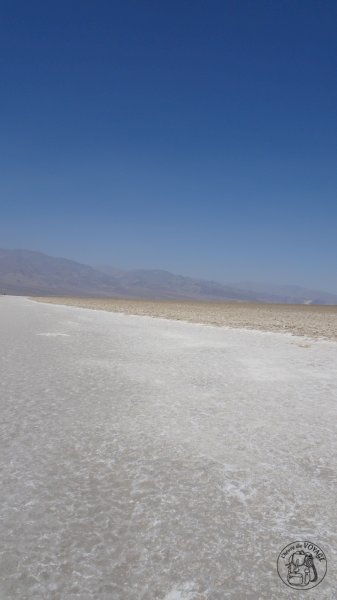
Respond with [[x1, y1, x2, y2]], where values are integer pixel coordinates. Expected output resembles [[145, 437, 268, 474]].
[[1, 1, 337, 291]]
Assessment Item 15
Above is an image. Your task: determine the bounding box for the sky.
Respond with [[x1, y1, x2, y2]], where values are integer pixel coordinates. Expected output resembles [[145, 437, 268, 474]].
[[1, 0, 336, 292]]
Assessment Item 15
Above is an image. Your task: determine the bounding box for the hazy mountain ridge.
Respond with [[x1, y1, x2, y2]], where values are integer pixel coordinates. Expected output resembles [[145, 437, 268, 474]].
[[0, 249, 336, 304], [0, 249, 123, 297], [97, 266, 258, 301]]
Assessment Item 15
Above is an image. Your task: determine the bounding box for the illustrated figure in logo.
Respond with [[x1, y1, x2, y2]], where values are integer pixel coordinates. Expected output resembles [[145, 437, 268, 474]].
[[286, 550, 318, 586]]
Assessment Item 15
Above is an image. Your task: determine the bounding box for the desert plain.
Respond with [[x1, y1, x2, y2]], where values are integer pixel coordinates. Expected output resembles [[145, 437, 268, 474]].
[[1, 295, 337, 599], [34, 296, 337, 341]]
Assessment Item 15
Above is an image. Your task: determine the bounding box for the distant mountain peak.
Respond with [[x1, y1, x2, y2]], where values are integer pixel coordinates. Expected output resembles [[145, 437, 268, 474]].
[[0, 248, 336, 304]]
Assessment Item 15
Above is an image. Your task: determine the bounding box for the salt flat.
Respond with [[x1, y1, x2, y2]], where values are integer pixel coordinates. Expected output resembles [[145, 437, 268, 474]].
[[1, 296, 337, 599], [34, 296, 337, 341]]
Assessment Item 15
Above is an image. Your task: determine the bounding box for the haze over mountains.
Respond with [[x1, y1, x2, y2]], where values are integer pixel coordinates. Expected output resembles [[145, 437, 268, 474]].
[[0, 248, 336, 305]]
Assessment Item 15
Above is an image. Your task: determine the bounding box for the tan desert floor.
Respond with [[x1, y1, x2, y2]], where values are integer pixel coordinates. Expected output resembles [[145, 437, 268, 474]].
[[33, 297, 337, 341]]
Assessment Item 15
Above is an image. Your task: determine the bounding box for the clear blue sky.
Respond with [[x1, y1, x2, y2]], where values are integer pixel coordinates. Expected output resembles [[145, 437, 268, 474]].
[[1, 1, 336, 291]]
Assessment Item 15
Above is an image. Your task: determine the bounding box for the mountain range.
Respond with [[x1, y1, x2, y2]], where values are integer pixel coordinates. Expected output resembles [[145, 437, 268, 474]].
[[0, 248, 336, 305]]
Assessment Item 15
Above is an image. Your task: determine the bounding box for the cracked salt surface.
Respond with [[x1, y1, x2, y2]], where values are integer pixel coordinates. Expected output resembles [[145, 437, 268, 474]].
[[1, 296, 337, 599]]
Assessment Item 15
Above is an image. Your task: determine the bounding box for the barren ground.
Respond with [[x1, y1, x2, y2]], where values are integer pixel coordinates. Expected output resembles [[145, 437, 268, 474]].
[[33, 296, 337, 341], [1, 296, 336, 598]]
